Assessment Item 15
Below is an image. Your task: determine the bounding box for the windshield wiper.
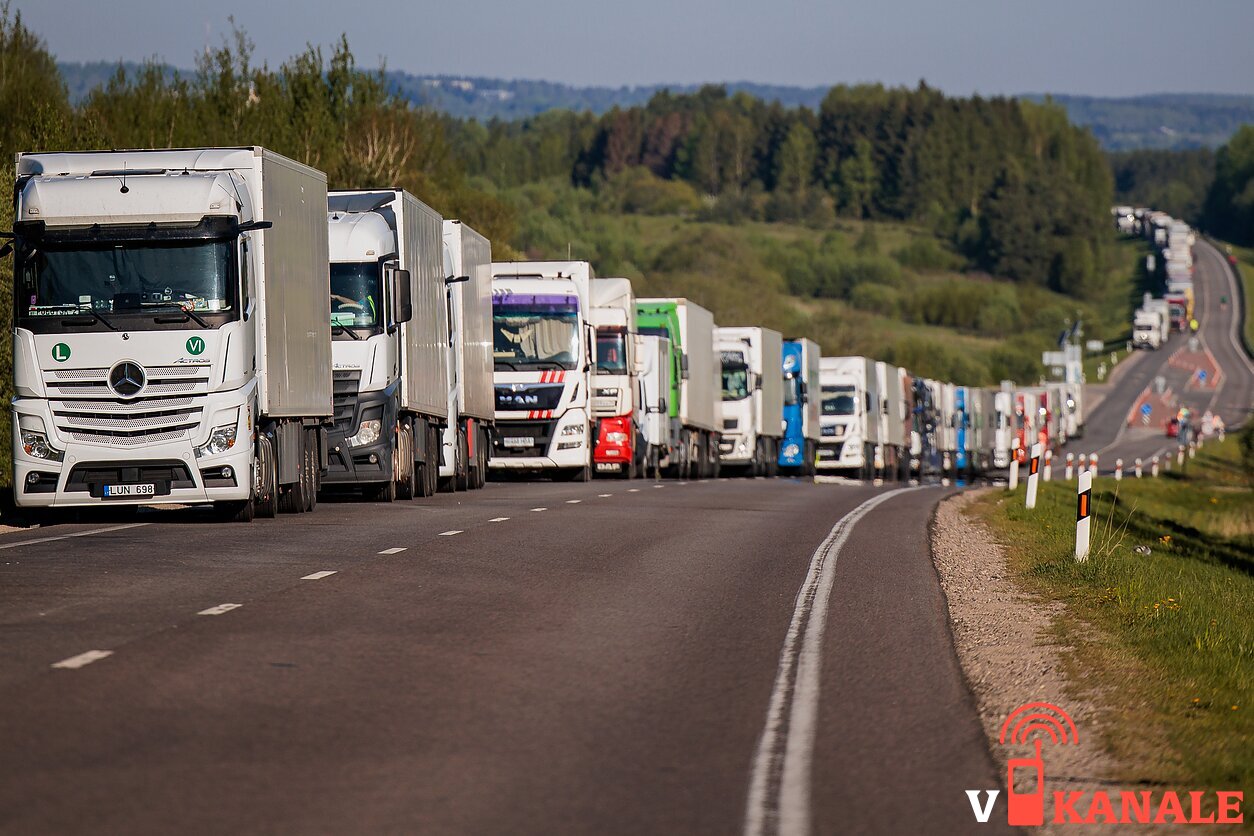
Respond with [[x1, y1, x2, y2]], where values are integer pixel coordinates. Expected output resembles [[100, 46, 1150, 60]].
[[61, 309, 119, 331], [143, 303, 211, 328], [332, 324, 362, 341]]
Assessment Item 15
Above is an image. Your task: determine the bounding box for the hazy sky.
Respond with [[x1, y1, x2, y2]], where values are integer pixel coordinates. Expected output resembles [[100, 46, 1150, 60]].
[[17, 0, 1254, 96]]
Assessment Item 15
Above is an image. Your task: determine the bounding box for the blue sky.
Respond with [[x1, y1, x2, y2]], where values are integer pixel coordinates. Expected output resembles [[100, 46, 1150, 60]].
[[19, 0, 1254, 95]]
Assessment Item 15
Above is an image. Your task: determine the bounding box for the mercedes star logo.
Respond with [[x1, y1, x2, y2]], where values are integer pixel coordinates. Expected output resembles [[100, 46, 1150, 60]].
[[108, 361, 147, 398]]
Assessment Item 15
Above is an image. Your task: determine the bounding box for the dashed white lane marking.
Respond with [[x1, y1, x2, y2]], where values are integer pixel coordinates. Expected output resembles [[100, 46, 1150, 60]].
[[489, 517, 510, 522], [598, 494, 612, 498], [439, 530, 463, 536], [378, 547, 407, 555], [627, 489, 640, 493], [744, 487, 918, 836], [51, 650, 112, 670], [566, 499, 581, 504], [0, 522, 149, 551], [531, 507, 547, 512], [301, 571, 337, 581], [652, 484, 664, 488], [198, 603, 241, 616]]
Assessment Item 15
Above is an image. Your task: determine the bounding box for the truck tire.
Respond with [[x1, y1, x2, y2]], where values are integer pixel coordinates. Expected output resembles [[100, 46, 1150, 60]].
[[278, 429, 308, 514], [304, 428, 318, 512], [397, 422, 417, 500], [455, 427, 470, 492], [256, 437, 279, 519]]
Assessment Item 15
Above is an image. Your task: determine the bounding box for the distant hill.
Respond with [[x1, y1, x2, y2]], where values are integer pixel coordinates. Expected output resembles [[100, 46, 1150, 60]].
[[56, 62, 1254, 150]]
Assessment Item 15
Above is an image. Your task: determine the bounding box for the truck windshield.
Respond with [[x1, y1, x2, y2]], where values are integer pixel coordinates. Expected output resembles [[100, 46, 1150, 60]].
[[330, 262, 382, 329], [721, 354, 750, 401], [16, 238, 235, 324], [783, 374, 801, 406], [493, 294, 580, 370], [596, 328, 628, 374], [822, 385, 856, 415]]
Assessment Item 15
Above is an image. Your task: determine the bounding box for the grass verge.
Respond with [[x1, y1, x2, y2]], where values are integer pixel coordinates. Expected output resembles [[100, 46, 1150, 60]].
[[970, 428, 1252, 800]]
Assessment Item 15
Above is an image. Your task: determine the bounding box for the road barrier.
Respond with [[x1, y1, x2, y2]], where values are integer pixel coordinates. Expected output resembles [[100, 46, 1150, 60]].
[[1151, 455, 1159, 477], [1089, 453, 1098, 475], [1008, 439, 1020, 490], [1075, 471, 1093, 562], [1114, 458, 1123, 481], [1043, 449, 1052, 482], [1065, 452, 1074, 481], [1177, 446, 1185, 466], [1026, 442, 1042, 510], [1134, 457, 1143, 478]]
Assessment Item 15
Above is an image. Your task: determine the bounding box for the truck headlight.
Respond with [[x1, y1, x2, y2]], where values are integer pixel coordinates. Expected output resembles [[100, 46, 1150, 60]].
[[560, 423, 584, 437], [348, 419, 382, 448], [21, 430, 63, 462], [783, 443, 800, 458], [194, 424, 238, 459]]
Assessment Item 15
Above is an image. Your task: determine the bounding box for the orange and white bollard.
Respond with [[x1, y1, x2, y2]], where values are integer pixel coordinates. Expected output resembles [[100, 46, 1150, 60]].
[[1008, 439, 1020, 491], [1134, 457, 1143, 478], [1177, 446, 1185, 466], [1065, 452, 1074, 481], [1151, 455, 1159, 477], [1089, 453, 1098, 476], [1114, 458, 1123, 481], [1075, 471, 1093, 562], [1042, 449, 1053, 482], [1188, 441, 1195, 459], [1026, 442, 1042, 510]]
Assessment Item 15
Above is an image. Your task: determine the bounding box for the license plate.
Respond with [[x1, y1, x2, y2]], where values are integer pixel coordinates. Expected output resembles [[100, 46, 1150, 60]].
[[103, 483, 155, 498], [503, 436, 534, 447]]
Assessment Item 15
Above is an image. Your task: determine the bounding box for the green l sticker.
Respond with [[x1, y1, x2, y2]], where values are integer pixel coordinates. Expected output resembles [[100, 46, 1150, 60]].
[[186, 336, 206, 356], [52, 343, 71, 362]]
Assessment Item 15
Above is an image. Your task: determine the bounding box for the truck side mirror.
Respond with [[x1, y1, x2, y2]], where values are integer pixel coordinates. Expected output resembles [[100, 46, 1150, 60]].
[[680, 352, 690, 380], [750, 371, 761, 391], [799, 380, 808, 404], [392, 268, 413, 325], [632, 334, 646, 374], [235, 220, 273, 233]]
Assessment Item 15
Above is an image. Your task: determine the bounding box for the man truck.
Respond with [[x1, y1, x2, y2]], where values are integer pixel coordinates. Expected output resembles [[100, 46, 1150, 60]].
[[325, 190, 448, 502], [715, 325, 783, 477], [11, 147, 331, 522], [637, 298, 720, 479], [590, 278, 641, 478], [441, 219, 494, 491], [490, 262, 594, 481], [779, 338, 821, 476]]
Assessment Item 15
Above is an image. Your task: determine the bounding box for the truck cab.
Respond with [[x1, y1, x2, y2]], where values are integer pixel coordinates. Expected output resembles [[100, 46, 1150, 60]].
[[715, 326, 783, 477], [779, 339, 820, 476], [817, 356, 877, 479], [490, 262, 594, 481], [590, 278, 639, 478]]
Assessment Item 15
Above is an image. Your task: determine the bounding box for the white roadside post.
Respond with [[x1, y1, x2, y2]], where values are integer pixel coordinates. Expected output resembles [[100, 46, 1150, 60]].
[[1065, 452, 1075, 481], [1025, 442, 1042, 509], [1090, 453, 1098, 476], [1075, 471, 1093, 562], [1043, 449, 1053, 482], [1008, 438, 1020, 491], [1134, 457, 1143, 478], [1151, 455, 1160, 477], [1177, 446, 1185, 466], [1114, 458, 1123, 481], [1078, 453, 1088, 475], [1188, 440, 1196, 459]]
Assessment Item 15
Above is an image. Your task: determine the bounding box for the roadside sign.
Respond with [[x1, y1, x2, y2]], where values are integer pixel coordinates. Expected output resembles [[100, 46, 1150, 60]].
[[1140, 403, 1152, 416], [1198, 369, 1207, 382]]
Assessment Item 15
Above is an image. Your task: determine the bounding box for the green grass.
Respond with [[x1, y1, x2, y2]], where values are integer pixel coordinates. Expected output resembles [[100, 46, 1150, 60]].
[[972, 430, 1253, 796], [1221, 242, 1254, 353]]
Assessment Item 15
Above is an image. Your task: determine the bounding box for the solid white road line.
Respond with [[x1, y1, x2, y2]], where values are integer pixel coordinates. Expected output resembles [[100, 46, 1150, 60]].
[[489, 517, 510, 522], [439, 530, 463, 536], [0, 522, 149, 551], [51, 650, 113, 670], [378, 547, 407, 555], [744, 487, 916, 836], [198, 603, 241, 616], [301, 571, 337, 581], [566, 499, 581, 504]]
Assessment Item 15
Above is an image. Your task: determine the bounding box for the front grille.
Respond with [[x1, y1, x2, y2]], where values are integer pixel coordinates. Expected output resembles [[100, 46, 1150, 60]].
[[817, 442, 844, 460], [332, 370, 362, 434], [44, 365, 208, 447], [495, 384, 565, 413], [492, 419, 555, 458], [592, 396, 618, 414], [723, 418, 739, 430]]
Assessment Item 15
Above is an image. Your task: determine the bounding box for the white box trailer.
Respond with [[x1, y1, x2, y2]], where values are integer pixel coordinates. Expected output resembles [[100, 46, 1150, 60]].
[[442, 219, 494, 490], [12, 147, 331, 520], [715, 325, 783, 476], [635, 333, 672, 479]]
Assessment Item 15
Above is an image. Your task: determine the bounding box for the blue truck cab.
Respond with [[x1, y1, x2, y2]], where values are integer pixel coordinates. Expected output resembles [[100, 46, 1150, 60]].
[[954, 386, 971, 475], [778, 338, 821, 475]]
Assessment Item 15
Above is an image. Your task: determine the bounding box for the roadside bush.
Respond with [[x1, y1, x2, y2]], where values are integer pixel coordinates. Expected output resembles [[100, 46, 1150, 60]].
[[849, 282, 900, 317], [892, 236, 964, 272]]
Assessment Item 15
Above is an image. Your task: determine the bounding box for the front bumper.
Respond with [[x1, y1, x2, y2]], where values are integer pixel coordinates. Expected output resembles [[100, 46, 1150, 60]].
[[324, 386, 396, 487], [718, 432, 756, 464], [817, 436, 864, 470], [491, 412, 589, 470]]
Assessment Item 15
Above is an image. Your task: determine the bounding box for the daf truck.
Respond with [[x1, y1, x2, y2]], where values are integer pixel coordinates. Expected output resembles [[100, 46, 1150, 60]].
[[490, 261, 594, 481], [325, 190, 447, 502], [590, 278, 641, 478], [817, 355, 879, 479], [441, 220, 494, 491], [715, 325, 783, 476], [637, 298, 720, 479], [779, 338, 821, 476], [11, 147, 331, 521]]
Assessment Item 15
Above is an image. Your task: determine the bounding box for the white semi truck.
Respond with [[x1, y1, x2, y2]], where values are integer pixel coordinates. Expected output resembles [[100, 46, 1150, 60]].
[[489, 261, 595, 481], [441, 220, 494, 491], [589, 278, 641, 478], [1133, 297, 1169, 350], [817, 356, 880, 479], [11, 147, 331, 521], [325, 190, 447, 501], [876, 360, 909, 480], [715, 325, 783, 476], [635, 333, 672, 479]]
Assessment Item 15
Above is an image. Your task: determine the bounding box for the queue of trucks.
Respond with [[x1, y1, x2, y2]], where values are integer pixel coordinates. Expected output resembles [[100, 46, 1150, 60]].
[[1117, 206, 1197, 348], [11, 145, 1088, 520]]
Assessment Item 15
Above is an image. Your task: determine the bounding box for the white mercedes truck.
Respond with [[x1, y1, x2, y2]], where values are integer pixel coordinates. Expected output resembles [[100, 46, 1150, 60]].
[[324, 189, 448, 501], [441, 220, 494, 491], [716, 325, 783, 476], [11, 147, 331, 521], [489, 261, 594, 481]]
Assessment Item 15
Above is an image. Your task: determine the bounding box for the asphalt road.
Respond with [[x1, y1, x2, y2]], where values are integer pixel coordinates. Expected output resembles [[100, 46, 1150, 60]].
[[0, 477, 1008, 835], [1074, 238, 1253, 470]]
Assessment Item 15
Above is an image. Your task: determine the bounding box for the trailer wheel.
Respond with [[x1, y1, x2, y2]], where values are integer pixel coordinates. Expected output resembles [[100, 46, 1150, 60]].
[[455, 426, 470, 492], [397, 421, 417, 500], [304, 428, 318, 512], [256, 436, 279, 518]]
